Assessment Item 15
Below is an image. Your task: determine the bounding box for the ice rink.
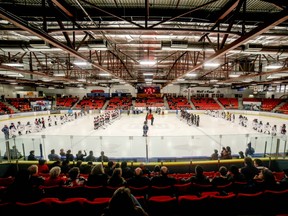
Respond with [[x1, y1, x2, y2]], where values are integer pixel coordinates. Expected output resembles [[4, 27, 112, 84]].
[[0, 110, 287, 161]]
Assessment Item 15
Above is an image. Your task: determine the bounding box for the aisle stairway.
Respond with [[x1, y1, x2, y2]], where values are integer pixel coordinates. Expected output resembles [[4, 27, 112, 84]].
[[213, 98, 225, 109], [1, 101, 19, 113], [163, 96, 170, 110]]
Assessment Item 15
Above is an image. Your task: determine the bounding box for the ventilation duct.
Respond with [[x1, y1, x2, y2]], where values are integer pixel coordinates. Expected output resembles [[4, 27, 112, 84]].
[[29, 40, 50, 49], [161, 41, 211, 51], [171, 40, 188, 48], [244, 43, 263, 52]]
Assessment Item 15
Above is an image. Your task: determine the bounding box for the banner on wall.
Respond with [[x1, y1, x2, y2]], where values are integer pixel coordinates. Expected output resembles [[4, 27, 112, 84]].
[[30, 100, 52, 111]]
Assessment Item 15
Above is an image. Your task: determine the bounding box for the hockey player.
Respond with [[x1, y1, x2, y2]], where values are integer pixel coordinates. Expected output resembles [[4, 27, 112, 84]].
[[9, 122, 17, 138], [94, 116, 100, 130], [281, 124, 287, 135], [47, 116, 52, 127], [16, 121, 25, 135], [272, 125, 277, 136], [25, 121, 32, 134], [264, 122, 271, 134]]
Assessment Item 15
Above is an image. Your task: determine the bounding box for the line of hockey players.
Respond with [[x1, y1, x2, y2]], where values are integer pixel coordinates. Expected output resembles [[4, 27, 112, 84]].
[[179, 109, 200, 127], [205, 110, 286, 137], [252, 118, 286, 136], [205, 110, 236, 123], [6, 111, 87, 138], [94, 109, 121, 130]]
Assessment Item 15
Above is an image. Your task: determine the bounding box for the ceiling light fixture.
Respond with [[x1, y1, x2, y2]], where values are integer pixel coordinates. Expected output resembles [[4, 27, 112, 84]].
[[204, 62, 220, 67], [99, 73, 110, 76], [143, 73, 153, 76], [2, 63, 24, 67], [265, 64, 282, 69], [140, 60, 156, 65], [73, 61, 89, 66]]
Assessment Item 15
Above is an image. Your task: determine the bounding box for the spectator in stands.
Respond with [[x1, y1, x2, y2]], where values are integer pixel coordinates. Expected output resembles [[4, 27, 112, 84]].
[[85, 150, 97, 162], [210, 166, 230, 186], [120, 161, 134, 180], [150, 166, 177, 186], [105, 160, 116, 176], [151, 165, 161, 177], [245, 142, 255, 157], [102, 186, 148, 216], [37, 159, 49, 174], [76, 150, 87, 161], [86, 163, 109, 186], [4, 169, 42, 202], [139, 162, 151, 177], [65, 149, 74, 161], [43, 166, 65, 186], [257, 167, 278, 190], [127, 167, 151, 188], [27, 150, 37, 161], [240, 157, 259, 184], [60, 159, 71, 175], [107, 167, 126, 187], [59, 148, 66, 160], [48, 149, 61, 161], [220, 146, 232, 159], [210, 149, 219, 160], [228, 165, 246, 182], [27, 164, 45, 187], [64, 167, 86, 187], [181, 165, 210, 184], [4, 145, 22, 160], [238, 151, 245, 159], [1, 124, 9, 140], [98, 151, 109, 162], [279, 168, 288, 189]]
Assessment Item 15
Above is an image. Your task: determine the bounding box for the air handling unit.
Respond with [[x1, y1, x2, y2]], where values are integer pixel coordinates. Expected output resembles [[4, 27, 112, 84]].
[[244, 43, 263, 52], [29, 40, 50, 49], [87, 39, 108, 50]]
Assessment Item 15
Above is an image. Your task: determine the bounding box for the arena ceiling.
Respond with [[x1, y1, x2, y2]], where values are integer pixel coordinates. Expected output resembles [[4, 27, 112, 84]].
[[0, 0, 288, 90]]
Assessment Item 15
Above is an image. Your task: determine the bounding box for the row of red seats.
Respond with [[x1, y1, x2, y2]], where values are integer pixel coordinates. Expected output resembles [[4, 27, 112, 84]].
[[1, 189, 288, 216]]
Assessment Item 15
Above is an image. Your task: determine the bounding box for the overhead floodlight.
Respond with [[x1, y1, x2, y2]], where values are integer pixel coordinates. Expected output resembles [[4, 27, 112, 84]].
[[177, 78, 185, 82], [210, 79, 218, 82], [73, 61, 89, 66], [2, 63, 24, 67], [265, 65, 282, 69], [7, 73, 24, 77], [186, 73, 197, 77], [77, 78, 86, 82], [42, 78, 52, 82], [99, 73, 110, 76], [15, 86, 24, 89], [10, 82, 17, 85], [48, 86, 55, 89], [229, 74, 240, 78], [140, 60, 156, 65], [145, 78, 153, 82], [143, 73, 154, 76], [204, 62, 220, 67]]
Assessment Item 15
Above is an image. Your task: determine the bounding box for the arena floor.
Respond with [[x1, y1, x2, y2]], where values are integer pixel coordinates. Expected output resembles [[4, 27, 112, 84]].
[[0, 111, 287, 161]]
